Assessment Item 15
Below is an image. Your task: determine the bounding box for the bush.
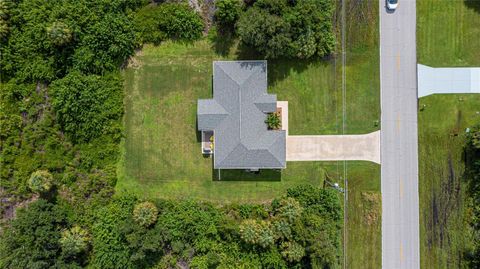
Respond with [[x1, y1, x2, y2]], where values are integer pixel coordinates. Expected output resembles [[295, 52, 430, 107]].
[[133, 201, 158, 227], [237, 0, 335, 59], [60, 226, 90, 257], [134, 3, 204, 45], [50, 72, 123, 143], [28, 170, 53, 194]]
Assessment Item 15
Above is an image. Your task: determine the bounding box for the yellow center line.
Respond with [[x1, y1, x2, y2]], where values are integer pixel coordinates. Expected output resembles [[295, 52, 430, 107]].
[[400, 243, 405, 262], [396, 53, 401, 71]]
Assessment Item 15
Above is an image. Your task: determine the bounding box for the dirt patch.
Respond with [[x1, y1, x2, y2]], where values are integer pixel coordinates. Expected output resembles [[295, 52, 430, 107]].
[[361, 192, 381, 225], [0, 192, 39, 226]]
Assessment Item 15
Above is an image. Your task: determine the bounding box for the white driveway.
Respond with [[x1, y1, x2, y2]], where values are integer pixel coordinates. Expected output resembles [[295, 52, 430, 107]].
[[418, 64, 480, 97], [286, 131, 381, 164]]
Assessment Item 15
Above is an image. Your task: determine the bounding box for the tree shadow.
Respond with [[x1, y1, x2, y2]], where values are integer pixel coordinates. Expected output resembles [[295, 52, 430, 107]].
[[234, 42, 335, 87], [464, 0, 480, 13], [210, 29, 237, 57], [212, 168, 282, 181]]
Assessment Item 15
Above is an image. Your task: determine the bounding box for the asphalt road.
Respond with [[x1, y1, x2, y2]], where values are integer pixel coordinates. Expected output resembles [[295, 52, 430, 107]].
[[379, 0, 420, 268]]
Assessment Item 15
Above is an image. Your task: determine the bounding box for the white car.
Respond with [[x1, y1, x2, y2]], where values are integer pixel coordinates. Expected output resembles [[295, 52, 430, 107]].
[[387, 0, 398, 10]]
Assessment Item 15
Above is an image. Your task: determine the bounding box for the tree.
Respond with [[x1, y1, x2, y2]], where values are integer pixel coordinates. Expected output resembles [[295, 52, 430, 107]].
[[274, 197, 303, 223], [50, 71, 123, 143], [134, 3, 204, 45], [133, 201, 158, 227], [237, 0, 335, 59], [0, 0, 10, 39], [0, 200, 66, 268], [47, 22, 72, 46], [280, 241, 305, 262], [28, 170, 53, 194], [215, 0, 241, 30], [239, 219, 274, 248], [59, 226, 90, 257]]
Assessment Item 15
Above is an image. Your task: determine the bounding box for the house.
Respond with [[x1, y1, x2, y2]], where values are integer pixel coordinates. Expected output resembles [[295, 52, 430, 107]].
[[197, 61, 286, 170]]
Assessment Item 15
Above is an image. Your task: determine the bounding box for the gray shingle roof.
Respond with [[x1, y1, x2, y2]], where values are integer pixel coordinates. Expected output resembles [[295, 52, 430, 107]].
[[197, 61, 286, 169]]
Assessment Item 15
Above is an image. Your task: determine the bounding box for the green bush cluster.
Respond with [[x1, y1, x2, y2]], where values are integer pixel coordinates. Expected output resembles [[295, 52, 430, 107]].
[[134, 3, 204, 45], [50, 72, 124, 143], [92, 185, 341, 268], [236, 0, 335, 59]]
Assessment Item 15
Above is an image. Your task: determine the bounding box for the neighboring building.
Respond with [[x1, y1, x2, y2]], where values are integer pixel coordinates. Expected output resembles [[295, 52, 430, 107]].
[[197, 61, 286, 170]]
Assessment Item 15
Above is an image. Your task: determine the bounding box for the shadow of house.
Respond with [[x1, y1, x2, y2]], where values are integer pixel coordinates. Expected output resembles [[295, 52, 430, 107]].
[[212, 168, 281, 181]]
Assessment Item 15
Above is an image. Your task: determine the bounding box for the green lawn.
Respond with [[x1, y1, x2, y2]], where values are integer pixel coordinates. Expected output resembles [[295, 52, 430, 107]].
[[117, 40, 337, 203], [417, 0, 480, 268], [418, 0, 480, 66]]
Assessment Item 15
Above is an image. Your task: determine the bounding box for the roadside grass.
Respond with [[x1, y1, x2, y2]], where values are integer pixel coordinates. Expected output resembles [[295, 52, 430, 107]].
[[322, 161, 381, 269], [418, 95, 480, 269], [342, 0, 381, 268], [417, 0, 480, 267]]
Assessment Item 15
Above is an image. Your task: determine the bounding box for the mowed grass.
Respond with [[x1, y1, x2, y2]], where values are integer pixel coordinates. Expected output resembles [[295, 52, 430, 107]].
[[418, 0, 480, 66], [417, 0, 480, 267], [117, 40, 339, 203]]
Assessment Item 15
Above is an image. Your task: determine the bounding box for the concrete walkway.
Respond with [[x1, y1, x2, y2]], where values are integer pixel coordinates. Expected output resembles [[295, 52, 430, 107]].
[[286, 131, 381, 164]]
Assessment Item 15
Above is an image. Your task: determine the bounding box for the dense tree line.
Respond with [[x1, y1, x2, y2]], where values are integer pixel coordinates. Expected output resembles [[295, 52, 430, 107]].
[[236, 0, 335, 59], [466, 124, 480, 267], [0, 185, 342, 268]]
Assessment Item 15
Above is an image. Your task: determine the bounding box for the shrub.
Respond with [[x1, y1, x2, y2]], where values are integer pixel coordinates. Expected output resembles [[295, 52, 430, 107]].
[[265, 112, 281, 130], [28, 170, 53, 194], [133, 201, 158, 227], [60, 226, 90, 256]]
